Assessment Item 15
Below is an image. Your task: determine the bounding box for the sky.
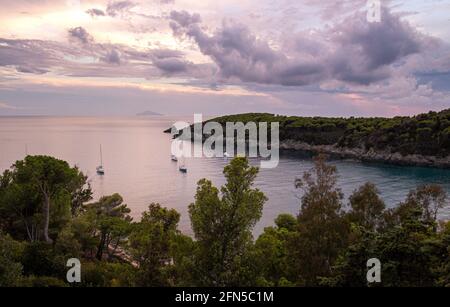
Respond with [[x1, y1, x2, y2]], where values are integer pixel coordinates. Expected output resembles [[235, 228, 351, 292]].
[[0, 0, 449, 117]]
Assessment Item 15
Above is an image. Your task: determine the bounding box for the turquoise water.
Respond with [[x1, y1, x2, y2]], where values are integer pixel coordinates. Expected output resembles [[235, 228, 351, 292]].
[[1, 116, 449, 235]]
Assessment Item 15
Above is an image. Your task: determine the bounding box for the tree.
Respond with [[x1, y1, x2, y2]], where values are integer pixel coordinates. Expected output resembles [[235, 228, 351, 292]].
[[168, 232, 196, 286], [189, 157, 267, 286], [289, 154, 349, 285], [1, 156, 91, 243], [274, 214, 297, 232], [436, 221, 450, 286], [21, 241, 67, 279], [347, 182, 386, 231], [128, 203, 181, 286], [383, 184, 448, 231], [80, 261, 136, 287], [325, 184, 449, 287], [0, 169, 42, 241], [404, 184, 447, 225], [86, 194, 132, 261], [70, 172, 92, 216], [252, 214, 297, 286], [0, 232, 24, 287]]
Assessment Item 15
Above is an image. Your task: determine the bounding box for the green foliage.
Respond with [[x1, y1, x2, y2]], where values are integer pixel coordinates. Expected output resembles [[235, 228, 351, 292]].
[[128, 203, 180, 286], [323, 184, 449, 287], [206, 109, 450, 156], [0, 232, 24, 287], [0, 156, 91, 243], [347, 182, 386, 231], [85, 194, 133, 261], [189, 157, 267, 286], [274, 214, 297, 232], [288, 155, 349, 286], [21, 241, 67, 278], [80, 261, 136, 287], [252, 216, 297, 286]]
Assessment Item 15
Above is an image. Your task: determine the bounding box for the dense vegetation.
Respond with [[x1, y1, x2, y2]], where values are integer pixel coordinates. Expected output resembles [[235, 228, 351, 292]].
[[205, 109, 450, 157], [1, 155, 450, 287]]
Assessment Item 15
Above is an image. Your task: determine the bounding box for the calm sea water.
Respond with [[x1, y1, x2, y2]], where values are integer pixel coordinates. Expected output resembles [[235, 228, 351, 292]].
[[1, 116, 450, 235]]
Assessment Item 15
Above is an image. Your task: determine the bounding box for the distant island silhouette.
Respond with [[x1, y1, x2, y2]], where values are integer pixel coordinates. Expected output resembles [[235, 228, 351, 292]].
[[136, 111, 163, 116]]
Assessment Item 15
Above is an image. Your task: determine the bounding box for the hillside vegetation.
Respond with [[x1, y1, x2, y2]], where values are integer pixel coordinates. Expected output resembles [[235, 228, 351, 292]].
[[206, 109, 450, 157]]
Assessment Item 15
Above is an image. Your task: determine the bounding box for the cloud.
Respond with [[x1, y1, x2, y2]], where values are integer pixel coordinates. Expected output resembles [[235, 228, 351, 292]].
[[16, 66, 49, 74], [86, 8, 106, 18], [101, 49, 121, 65], [106, 1, 136, 17], [68, 27, 94, 44], [153, 57, 188, 73], [326, 7, 423, 85], [168, 8, 429, 87], [169, 10, 201, 27], [150, 48, 184, 59], [170, 15, 321, 86], [169, 10, 201, 37], [0, 34, 207, 79], [0, 38, 65, 75]]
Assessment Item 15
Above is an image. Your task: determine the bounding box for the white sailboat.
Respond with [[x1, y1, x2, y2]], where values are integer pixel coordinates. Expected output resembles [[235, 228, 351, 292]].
[[178, 156, 187, 173], [96, 145, 105, 175]]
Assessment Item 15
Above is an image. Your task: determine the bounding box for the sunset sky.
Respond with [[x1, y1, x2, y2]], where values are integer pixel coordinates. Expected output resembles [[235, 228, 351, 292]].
[[0, 0, 449, 116]]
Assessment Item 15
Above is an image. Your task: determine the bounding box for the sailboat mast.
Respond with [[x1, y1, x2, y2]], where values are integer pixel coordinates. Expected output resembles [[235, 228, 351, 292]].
[[100, 145, 103, 166]]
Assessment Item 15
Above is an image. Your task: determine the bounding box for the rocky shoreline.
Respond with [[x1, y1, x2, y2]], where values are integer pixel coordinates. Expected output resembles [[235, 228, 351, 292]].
[[280, 139, 450, 169]]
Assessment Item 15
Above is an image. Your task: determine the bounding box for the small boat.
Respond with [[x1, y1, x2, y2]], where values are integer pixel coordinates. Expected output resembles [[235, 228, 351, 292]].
[[224, 152, 230, 158], [178, 157, 187, 173], [97, 145, 105, 175], [96, 165, 105, 175], [171, 155, 178, 162]]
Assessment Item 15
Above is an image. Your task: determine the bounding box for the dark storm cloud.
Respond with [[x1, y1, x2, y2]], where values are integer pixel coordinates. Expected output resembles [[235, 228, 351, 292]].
[[169, 7, 427, 86]]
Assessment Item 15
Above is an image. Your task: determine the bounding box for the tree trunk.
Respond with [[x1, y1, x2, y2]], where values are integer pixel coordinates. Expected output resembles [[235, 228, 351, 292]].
[[43, 193, 53, 244], [96, 232, 106, 260]]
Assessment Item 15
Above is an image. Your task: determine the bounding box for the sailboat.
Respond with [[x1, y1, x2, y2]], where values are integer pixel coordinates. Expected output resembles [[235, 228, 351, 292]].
[[178, 156, 187, 173], [96, 145, 105, 175]]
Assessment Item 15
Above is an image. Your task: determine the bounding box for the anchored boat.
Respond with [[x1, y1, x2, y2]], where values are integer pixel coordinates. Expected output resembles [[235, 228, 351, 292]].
[[96, 145, 105, 175]]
